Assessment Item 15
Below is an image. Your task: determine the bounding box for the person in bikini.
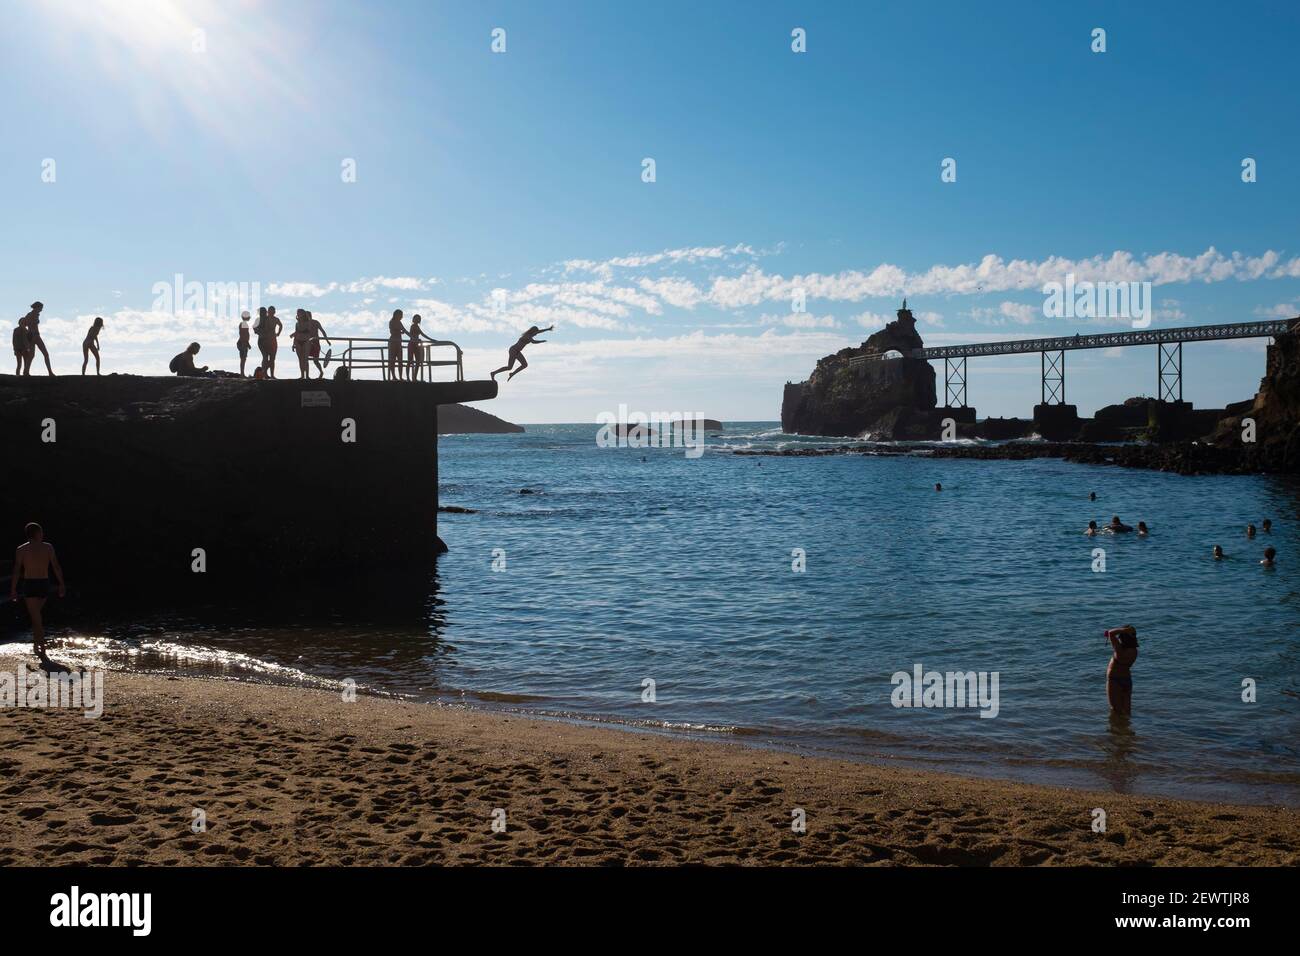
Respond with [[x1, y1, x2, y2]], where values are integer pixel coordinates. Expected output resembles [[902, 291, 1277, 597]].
[[306, 311, 331, 378], [237, 311, 252, 376], [11, 318, 28, 375], [81, 316, 104, 375], [22, 302, 53, 375], [387, 309, 407, 380], [291, 309, 313, 379], [1104, 625, 1138, 716], [9, 522, 66, 658], [491, 324, 554, 381], [263, 306, 284, 377]]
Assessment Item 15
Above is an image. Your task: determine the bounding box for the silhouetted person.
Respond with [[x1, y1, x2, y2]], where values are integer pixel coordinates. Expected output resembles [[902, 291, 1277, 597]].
[[263, 306, 283, 377], [253, 307, 270, 374], [405, 314, 451, 381], [1089, 491, 1097, 501], [22, 302, 53, 375], [1104, 625, 1138, 716], [387, 309, 407, 380], [11, 319, 27, 375], [81, 316, 104, 375], [291, 309, 313, 379], [307, 311, 331, 378], [169, 342, 210, 377], [10, 522, 65, 658], [237, 311, 252, 376], [1262, 519, 1272, 533], [492, 324, 554, 381]]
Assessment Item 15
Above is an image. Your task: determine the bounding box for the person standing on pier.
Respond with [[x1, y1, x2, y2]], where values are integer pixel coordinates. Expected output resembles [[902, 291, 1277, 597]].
[[236, 311, 252, 376], [9, 522, 66, 659], [21, 302, 53, 375], [306, 311, 331, 378], [81, 316, 104, 375], [263, 306, 284, 377], [11, 318, 29, 375], [387, 309, 408, 380], [291, 309, 313, 380]]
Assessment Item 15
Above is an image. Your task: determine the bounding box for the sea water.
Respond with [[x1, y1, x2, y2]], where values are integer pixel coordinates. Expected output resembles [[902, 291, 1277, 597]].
[[10, 424, 1298, 805]]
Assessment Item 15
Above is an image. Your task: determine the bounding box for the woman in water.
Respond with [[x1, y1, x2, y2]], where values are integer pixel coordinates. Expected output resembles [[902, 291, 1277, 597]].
[[81, 316, 104, 375], [1104, 625, 1138, 716], [1136, 521, 1149, 536]]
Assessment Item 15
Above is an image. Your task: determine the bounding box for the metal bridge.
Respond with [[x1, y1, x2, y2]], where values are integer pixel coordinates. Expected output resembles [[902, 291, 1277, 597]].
[[848, 318, 1298, 407]]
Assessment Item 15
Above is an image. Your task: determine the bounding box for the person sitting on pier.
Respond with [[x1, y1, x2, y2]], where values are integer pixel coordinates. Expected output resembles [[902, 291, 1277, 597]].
[[1212, 544, 1225, 560], [306, 311, 331, 379], [1107, 515, 1132, 533], [387, 309, 407, 380], [1261, 546, 1276, 568], [492, 324, 554, 382], [237, 311, 252, 377], [81, 316, 104, 375], [169, 342, 211, 377], [22, 302, 53, 375], [1104, 625, 1138, 716], [1085, 520, 1099, 536]]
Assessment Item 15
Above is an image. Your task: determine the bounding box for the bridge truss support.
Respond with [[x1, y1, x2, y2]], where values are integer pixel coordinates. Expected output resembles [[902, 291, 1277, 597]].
[[1041, 350, 1065, 405], [943, 356, 968, 408], [1158, 342, 1183, 403]]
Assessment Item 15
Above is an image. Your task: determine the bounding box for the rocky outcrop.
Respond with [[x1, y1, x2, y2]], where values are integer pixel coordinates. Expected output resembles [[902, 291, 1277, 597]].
[[439, 403, 523, 434], [0, 374, 495, 597], [1212, 324, 1300, 471], [781, 304, 936, 438]]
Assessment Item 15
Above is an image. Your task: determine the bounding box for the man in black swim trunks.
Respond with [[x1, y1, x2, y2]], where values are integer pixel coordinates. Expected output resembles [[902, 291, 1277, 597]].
[[9, 522, 65, 657]]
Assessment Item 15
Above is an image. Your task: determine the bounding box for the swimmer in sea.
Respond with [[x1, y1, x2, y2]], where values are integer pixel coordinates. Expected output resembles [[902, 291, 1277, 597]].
[[1262, 519, 1272, 533], [1246, 523, 1257, 539], [1085, 520, 1099, 536], [1261, 546, 1276, 568], [1136, 521, 1149, 536], [1104, 625, 1138, 716], [934, 482, 942, 492], [1212, 544, 1225, 560], [1107, 515, 1132, 533], [1089, 491, 1097, 501]]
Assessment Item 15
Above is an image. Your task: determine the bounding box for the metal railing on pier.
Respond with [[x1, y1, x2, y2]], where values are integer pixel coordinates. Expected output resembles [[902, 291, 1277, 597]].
[[331, 337, 464, 382]]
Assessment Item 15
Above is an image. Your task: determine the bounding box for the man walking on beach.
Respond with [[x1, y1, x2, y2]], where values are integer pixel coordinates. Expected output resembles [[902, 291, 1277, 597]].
[[9, 523, 66, 658], [491, 324, 554, 381]]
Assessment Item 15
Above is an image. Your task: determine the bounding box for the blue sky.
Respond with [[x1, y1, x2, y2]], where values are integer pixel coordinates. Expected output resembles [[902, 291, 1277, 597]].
[[3, 0, 1298, 424]]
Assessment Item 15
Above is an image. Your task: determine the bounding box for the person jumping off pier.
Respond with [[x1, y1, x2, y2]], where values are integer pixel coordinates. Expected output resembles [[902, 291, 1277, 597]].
[[9, 522, 66, 659], [492, 325, 554, 381]]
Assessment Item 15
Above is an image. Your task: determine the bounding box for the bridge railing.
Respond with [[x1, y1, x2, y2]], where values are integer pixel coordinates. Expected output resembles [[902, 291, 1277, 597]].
[[333, 336, 464, 381]]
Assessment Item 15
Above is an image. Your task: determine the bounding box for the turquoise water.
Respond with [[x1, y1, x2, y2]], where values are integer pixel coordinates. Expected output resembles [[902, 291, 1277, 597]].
[[15, 424, 1300, 805]]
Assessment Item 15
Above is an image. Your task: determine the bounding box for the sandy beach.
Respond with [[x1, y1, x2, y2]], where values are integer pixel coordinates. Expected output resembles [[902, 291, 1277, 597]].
[[1, 653, 1296, 866]]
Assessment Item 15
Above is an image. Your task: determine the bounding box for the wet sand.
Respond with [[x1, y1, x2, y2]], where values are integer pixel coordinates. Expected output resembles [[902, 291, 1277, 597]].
[[1, 652, 1296, 866]]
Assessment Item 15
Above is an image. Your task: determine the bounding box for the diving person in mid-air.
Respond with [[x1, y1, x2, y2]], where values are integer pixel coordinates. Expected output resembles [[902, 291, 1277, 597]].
[[492, 325, 554, 382]]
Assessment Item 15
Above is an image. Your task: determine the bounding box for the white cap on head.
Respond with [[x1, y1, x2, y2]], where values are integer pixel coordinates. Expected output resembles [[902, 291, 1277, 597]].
[[241, 311, 251, 319]]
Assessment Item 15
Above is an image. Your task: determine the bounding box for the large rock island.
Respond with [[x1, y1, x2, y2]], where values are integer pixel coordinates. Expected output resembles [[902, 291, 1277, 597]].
[[782, 303, 937, 438]]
